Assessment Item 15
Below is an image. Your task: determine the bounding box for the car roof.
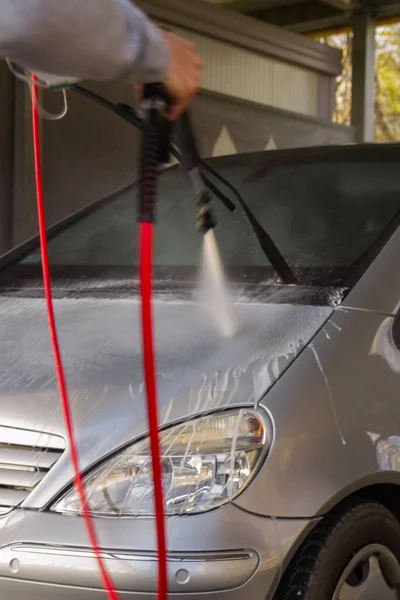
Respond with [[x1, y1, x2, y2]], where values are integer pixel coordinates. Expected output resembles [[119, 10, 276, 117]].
[[207, 142, 400, 169]]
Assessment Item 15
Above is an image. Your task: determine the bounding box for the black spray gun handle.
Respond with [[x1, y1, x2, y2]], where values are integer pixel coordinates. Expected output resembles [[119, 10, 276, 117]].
[[138, 83, 171, 223], [139, 80, 217, 233], [141, 83, 171, 163]]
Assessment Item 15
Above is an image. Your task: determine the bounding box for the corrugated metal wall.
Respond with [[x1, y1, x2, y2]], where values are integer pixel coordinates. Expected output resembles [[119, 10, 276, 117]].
[[159, 23, 319, 117]]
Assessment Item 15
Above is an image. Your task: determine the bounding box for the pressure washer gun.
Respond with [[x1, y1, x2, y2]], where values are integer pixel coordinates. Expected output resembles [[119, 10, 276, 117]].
[[139, 81, 217, 232]]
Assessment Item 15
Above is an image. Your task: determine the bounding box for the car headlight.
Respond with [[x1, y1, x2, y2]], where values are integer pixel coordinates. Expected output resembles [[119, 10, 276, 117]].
[[52, 409, 272, 517]]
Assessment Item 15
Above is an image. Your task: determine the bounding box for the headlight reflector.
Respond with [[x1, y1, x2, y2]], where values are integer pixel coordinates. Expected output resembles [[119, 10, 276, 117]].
[[52, 409, 272, 517]]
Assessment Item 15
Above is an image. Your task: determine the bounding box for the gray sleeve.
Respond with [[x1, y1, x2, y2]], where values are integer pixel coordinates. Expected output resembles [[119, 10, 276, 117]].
[[0, 0, 169, 83]]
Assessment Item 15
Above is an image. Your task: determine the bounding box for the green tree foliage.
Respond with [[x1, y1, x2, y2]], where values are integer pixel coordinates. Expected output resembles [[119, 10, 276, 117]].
[[317, 24, 400, 141]]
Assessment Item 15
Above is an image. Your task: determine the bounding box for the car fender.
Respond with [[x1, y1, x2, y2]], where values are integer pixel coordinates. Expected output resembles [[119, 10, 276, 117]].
[[234, 309, 400, 518]]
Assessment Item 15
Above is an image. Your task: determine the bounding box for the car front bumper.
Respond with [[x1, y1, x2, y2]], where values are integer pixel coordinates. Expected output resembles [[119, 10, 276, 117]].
[[0, 505, 317, 600]]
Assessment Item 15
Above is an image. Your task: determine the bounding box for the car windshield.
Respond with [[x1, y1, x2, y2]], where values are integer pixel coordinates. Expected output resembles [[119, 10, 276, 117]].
[[2, 146, 400, 293]]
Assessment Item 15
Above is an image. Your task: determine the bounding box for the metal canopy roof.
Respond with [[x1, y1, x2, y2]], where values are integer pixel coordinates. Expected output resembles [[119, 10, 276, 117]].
[[204, 0, 400, 32]]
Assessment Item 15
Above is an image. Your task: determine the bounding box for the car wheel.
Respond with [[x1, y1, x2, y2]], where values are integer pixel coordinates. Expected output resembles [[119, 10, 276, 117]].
[[275, 501, 400, 600]]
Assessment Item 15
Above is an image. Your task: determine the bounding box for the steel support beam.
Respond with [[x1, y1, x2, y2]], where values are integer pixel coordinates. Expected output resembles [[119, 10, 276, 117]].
[[364, 0, 400, 16], [319, 0, 359, 10], [220, 0, 398, 19], [223, 0, 304, 12], [235, 0, 399, 31], [250, 0, 356, 32], [351, 11, 376, 142]]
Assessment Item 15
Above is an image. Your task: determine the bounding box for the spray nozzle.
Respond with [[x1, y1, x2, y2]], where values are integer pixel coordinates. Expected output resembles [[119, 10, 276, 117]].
[[189, 167, 217, 234], [197, 204, 217, 234]]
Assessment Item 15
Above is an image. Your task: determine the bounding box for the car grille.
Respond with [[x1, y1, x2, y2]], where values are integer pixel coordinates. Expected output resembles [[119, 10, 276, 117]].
[[0, 426, 65, 513]]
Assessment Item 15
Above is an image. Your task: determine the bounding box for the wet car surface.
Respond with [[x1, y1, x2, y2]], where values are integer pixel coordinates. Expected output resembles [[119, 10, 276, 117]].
[[0, 144, 400, 599]]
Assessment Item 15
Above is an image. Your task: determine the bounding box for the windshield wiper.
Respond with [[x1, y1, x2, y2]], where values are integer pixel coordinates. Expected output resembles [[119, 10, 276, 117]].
[[71, 85, 297, 284], [173, 112, 297, 283], [199, 159, 297, 284]]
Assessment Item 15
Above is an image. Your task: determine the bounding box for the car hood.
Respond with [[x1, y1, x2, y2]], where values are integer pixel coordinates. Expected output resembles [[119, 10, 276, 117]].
[[0, 295, 332, 493]]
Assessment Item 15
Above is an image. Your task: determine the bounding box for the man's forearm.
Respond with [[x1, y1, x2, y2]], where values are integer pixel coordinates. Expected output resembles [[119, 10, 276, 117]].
[[0, 0, 168, 83]]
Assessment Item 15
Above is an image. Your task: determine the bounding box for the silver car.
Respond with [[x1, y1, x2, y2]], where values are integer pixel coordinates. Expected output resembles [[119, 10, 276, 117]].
[[0, 143, 400, 600]]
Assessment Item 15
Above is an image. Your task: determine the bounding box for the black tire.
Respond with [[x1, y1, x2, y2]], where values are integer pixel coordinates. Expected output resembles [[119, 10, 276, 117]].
[[274, 500, 400, 600]]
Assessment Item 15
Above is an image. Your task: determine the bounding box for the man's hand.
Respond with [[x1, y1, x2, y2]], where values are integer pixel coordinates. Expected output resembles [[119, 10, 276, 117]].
[[161, 31, 203, 120]]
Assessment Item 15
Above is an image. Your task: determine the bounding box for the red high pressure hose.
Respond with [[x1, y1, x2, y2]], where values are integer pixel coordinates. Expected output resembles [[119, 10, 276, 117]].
[[31, 79, 119, 600], [139, 221, 168, 600], [31, 78, 168, 600]]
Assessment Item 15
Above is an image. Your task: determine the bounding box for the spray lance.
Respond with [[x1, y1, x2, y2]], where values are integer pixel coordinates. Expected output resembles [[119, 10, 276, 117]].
[[172, 112, 238, 337], [173, 112, 217, 234]]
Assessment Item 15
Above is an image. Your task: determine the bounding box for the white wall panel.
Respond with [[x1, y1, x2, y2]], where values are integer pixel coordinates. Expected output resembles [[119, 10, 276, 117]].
[[160, 23, 318, 117]]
